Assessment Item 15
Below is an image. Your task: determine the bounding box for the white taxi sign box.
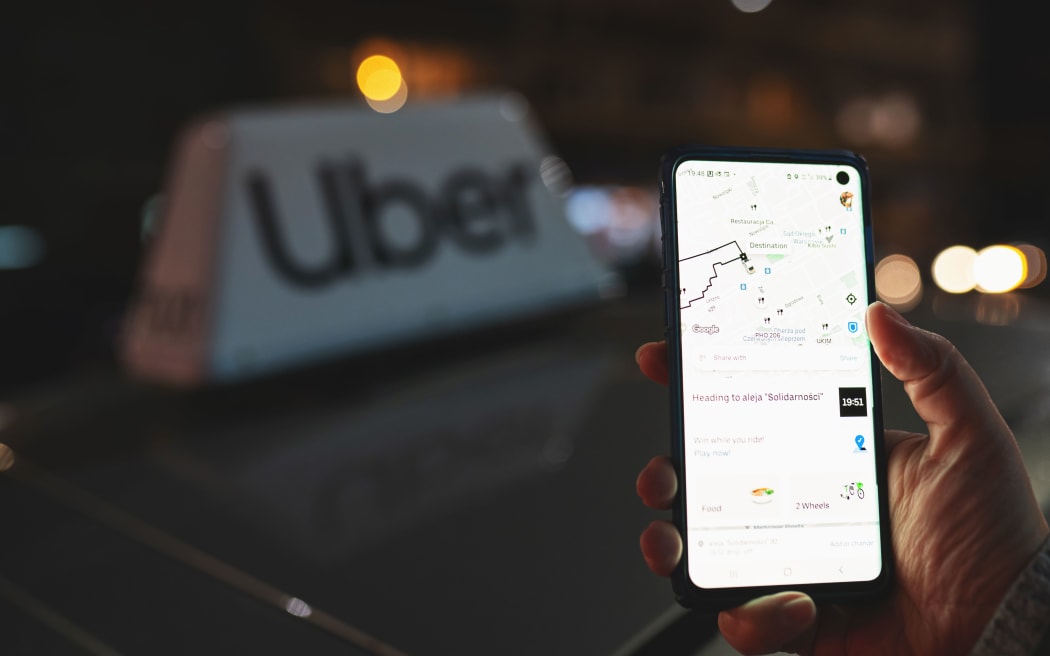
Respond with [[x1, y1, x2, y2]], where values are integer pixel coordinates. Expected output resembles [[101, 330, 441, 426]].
[[120, 94, 613, 386]]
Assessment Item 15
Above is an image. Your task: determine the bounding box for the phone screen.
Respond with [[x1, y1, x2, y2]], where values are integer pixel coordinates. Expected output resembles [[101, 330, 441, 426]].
[[662, 148, 889, 602]]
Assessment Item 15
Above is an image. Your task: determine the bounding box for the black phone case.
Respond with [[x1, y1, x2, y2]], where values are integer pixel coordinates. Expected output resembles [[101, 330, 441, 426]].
[[658, 144, 894, 610]]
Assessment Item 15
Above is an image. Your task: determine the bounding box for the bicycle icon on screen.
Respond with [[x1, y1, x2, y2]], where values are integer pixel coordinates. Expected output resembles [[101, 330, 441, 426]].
[[840, 482, 865, 500]]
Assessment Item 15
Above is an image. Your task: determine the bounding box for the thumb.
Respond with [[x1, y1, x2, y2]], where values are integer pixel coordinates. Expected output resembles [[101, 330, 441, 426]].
[[865, 301, 1010, 458], [718, 592, 817, 655]]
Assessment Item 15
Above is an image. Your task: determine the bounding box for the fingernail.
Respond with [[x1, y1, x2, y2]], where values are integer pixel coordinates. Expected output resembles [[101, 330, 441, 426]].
[[779, 596, 816, 628]]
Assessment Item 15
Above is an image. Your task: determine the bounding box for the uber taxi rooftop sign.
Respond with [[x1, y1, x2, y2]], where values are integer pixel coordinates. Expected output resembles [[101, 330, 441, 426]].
[[120, 94, 613, 385]]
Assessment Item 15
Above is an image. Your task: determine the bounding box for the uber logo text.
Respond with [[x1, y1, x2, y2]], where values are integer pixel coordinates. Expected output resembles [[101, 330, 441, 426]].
[[246, 157, 537, 288]]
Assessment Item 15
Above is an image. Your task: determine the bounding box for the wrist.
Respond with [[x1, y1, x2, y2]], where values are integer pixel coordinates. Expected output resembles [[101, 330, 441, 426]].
[[969, 534, 1050, 655]]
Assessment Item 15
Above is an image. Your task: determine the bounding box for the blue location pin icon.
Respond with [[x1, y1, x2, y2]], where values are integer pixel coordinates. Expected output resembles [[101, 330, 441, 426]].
[[855, 434, 866, 452]]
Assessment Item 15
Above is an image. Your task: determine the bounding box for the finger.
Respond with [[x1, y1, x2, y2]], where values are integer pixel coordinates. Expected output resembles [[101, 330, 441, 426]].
[[639, 520, 682, 577], [635, 341, 669, 386], [636, 456, 677, 510], [718, 593, 817, 655], [865, 301, 1009, 457]]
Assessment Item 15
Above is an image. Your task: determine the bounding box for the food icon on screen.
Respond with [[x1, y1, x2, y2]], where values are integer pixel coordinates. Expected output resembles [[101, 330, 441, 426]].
[[751, 487, 775, 504]]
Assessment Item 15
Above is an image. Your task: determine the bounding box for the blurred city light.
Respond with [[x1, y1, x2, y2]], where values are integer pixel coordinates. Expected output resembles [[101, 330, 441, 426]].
[[356, 54, 408, 113], [974, 244, 1026, 293], [874, 254, 922, 311], [836, 92, 921, 149], [1015, 243, 1047, 289], [564, 187, 611, 235], [564, 185, 659, 264], [365, 80, 408, 113], [931, 245, 977, 293], [283, 596, 313, 618], [0, 443, 14, 473], [539, 155, 574, 198], [357, 55, 403, 101], [345, 38, 474, 107], [732, 0, 773, 13], [0, 225, 45, 270]]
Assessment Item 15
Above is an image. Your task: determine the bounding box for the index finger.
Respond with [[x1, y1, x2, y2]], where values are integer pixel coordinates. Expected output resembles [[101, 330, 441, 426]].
[[636, 341, 669, 386], [637, 455, 677, 509]]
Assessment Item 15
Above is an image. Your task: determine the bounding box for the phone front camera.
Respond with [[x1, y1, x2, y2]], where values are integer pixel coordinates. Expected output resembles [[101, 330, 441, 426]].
[[836, 171, 850, 185]]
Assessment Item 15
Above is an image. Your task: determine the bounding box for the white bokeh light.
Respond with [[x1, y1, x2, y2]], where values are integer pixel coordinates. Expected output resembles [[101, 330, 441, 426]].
[[875, 254, 922, 310], [974, 245, 1026, 293], [732, 0, 773, 13], [931, 245, 977, 294]]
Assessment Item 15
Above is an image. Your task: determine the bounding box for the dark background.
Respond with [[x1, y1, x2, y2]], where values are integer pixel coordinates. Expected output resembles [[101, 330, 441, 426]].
[[2, 0, 1049, 395], [4, 3, 1050, 655]]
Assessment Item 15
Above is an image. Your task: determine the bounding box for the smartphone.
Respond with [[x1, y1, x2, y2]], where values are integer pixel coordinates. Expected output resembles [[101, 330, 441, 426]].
[[658, 145, 892, 609]]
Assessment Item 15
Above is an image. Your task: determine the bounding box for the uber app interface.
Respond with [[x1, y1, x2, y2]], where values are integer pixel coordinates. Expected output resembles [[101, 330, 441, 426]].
[[673, 159, 882, 589]]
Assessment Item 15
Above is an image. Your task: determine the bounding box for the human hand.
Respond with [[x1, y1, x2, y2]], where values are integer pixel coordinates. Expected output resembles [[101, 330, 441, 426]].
[[636, 301, 1049, 655]]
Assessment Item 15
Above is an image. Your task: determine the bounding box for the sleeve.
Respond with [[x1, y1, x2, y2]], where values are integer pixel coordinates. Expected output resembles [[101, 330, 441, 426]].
[[969, 534, 1050, 656]]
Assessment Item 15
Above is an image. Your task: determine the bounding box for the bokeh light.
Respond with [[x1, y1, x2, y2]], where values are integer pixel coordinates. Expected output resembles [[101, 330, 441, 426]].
[[0, 443, 14, 473], [283, 596, 313, 618], [1014, 243, 1047, 289], [563, 185, 659, 264], [874, 254, 922, 311], [836, 92, 922, 149], [0, 225, 46, 270], [539, 155, 574, 197], [356, 55, 404, 101], [931, 245, 977, 294], [732, 0, 773, 13], [974, 245, 1026, 293], [365, 79, 408, 113]]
